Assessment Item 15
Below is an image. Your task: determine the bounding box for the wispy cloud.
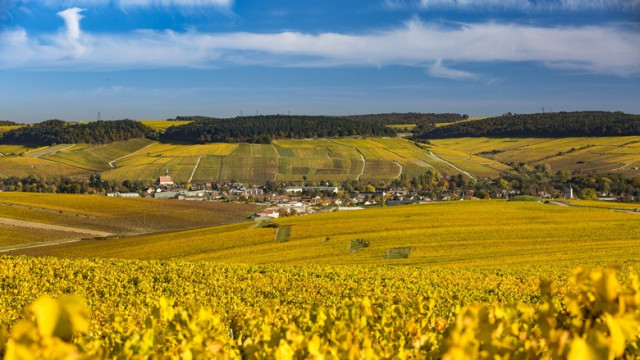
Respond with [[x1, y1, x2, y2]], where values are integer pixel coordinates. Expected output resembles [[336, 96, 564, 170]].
[[1, 12, 638, 77], [428, 60, 477, 79], [386, 0, 640, 11], [15, 0, 234, 10]]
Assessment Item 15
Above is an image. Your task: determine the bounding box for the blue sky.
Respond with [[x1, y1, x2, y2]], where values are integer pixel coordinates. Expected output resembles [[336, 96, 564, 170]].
[[0, 0, 639, 122]]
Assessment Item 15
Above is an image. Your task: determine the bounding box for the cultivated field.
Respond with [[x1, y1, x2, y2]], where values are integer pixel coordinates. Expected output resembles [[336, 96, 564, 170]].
[[13, 200, 640, 270], [2, 199, 639, 357], [137, 120, 191, 130], [0, 192, 256, 247], [0, 137, 638, 184], [430, 136, 640, 176]]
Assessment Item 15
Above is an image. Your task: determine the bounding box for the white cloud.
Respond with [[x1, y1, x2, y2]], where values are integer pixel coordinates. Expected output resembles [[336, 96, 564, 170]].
[[386, 0, 640, 11], [428, 60, 477, 79], [56, 7, 88, 56], [1, 12, 639, 77], [16, 0, 234, 10]]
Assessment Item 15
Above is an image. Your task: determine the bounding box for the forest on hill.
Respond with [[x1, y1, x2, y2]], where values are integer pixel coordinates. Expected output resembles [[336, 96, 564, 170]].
[[0, 121, 18, 126], [416, 111, 640, 139], [161, 115, 396, 143], [0, 120, 155, 146], [346, 112, 466, 124]]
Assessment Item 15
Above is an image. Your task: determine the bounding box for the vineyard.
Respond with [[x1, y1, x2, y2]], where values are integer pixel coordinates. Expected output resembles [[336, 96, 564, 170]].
[[9, 200, 640, 269], [0, 192, 257, 247], [1, 257, 639, 358], [430, 136, 640, 176], [1, 136, 638, 183]]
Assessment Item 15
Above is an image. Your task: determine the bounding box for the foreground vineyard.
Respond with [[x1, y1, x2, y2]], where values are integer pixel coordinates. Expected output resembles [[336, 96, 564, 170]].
[[1, 257, 639, 358], [14, 200, 640, 269]]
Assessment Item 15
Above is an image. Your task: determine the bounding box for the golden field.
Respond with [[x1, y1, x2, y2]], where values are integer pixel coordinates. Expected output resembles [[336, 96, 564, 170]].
[[0, 192, 256, 247], [1, 197, 639, 358], [11, 200, 640, 271]]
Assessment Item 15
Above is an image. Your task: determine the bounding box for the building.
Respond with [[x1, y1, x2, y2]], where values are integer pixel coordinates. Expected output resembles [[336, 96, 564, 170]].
[[255, 208, 280, 219], [106, 192, 140, 198], [285, 186, 338, 194], [564, 187, 574, 199], [157, 169, 174, 186]]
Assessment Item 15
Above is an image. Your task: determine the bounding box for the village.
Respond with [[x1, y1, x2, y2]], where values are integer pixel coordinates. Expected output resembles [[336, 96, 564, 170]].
[[102, 169, 628, 221]]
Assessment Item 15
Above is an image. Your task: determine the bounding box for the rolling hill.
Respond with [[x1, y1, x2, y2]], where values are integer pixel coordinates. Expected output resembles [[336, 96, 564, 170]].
[[10, 200, 640, 270]]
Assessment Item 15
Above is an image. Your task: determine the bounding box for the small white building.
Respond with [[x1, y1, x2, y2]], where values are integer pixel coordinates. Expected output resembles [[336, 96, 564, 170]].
[[564, 187, 574, 199], [256, 208, 280, 219], [106, 192, 140, 198]]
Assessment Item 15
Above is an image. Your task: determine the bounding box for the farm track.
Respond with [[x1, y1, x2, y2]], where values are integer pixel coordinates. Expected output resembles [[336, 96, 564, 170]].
[[429, 151, 476, 180], [0, 216, 113, 240], [355, 150, 366, 181], [392, 161, 403, 179], [0, 238, 83, 253], [188, 156, 202, 183], [108, 142, 155, 169]]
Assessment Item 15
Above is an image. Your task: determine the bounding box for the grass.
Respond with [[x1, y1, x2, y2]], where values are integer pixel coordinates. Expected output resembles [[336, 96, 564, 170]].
[[509, 195, 540, 202], [275, 226, 292, 242], [13, 200, 640, 271], [384, 247, 413, 259]]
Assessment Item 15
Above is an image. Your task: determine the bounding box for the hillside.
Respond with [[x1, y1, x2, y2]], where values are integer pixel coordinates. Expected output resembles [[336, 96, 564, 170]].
[[0, 119, 155, 146], [2, 136, 639, 183], [0, 192, 256, 248], [418, 111, 640, 138], [429, 136, 640, 175], [12, 200, 640, 269]]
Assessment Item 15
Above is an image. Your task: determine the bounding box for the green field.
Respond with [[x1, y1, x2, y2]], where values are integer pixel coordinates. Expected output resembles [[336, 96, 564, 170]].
[[12, 200, 640, 270], [0, 136, 638, 184]]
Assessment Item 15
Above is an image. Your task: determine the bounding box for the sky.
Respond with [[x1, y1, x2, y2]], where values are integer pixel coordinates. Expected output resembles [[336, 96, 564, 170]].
[[0, 0, 639, 122]]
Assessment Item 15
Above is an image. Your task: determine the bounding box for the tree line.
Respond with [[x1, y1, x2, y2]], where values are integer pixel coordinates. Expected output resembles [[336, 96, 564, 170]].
[[161, 115, 396, 144], [415, 111, 640, 139], [345, 113, 466, 124], [0, 121, 18, 126], [0, 120, 156, 146]]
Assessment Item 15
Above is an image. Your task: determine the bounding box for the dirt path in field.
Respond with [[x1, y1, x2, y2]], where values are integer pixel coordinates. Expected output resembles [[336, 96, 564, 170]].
[[0, 216, 113, 237], [0, 239, 83, 254], [429, 151, 476, 180], [392, 161, 403, 179], [613, 163, 631, 171], [188, 156, 203, 183], [548, 201, 570, 207], [355, 150, 366, 181], [108, 142, 155, 169]]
